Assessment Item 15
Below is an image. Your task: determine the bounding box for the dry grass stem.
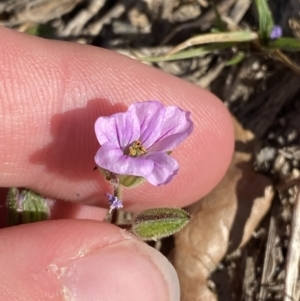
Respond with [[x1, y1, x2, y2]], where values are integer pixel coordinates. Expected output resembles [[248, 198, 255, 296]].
[[258, 213, 277, 300], [284, 185, 300, 301]]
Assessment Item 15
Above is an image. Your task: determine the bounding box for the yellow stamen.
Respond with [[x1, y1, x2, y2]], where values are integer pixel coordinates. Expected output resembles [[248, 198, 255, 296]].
[[128, 140, 146, 157]]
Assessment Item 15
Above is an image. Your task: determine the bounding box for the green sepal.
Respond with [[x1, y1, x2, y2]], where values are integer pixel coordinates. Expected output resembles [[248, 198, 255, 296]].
[[96, 167, 112, 181], [96, 167, 145, 188], [6, 187, 50, 226], [118, 175, 145, 188], [132, 208, 191, 241], [96, 151, 172, 188]]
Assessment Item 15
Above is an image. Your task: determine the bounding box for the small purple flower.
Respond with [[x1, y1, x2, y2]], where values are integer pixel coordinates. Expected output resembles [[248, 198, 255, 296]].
[[94, 100, 193, 186], [106, 193, 123, 213], [270, 25, 282, 40]]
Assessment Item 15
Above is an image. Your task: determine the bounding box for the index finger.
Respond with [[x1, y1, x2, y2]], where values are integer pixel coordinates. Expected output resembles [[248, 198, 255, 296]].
[[0, 27, 234, 211]]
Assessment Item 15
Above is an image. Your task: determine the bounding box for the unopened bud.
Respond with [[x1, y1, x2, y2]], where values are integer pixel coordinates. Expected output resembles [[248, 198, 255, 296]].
[[132, 207, 191, 241]]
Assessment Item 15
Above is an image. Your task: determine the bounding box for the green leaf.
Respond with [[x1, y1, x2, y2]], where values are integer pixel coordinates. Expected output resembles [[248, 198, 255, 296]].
[[267, 37, 300, 51], [6, 188, 50, 226], [26, 26, 39, 36], [132, 208, 190, 241], [254, 0, 274, 41], [226, 51, 246, 66], [167, 31, 258, 56], [26, 24, 55, 38], [142, 43, 234, 62], [212, 3, 226, 32]]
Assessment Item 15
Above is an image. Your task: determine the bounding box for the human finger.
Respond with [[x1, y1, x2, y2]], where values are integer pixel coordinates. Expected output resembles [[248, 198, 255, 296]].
[[0, 27, 234, 211], [0, 219, 179, 301]]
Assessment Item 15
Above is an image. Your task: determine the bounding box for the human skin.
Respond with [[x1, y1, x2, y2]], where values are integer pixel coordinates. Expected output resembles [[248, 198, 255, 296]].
[[0, 26, 234, 301]]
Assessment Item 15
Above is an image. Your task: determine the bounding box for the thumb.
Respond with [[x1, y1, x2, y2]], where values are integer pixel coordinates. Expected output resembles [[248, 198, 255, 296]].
[[0, 220, 179, 301]]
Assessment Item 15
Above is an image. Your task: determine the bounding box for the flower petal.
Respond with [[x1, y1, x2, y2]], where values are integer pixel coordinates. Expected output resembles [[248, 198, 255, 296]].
[[143, 152, 179, 186], [149, 106, 193, 153], [128, 101, 165, 149], [95, 142, 154, 177], [94, 111, 140, 150], [94, 141, 123, 169]]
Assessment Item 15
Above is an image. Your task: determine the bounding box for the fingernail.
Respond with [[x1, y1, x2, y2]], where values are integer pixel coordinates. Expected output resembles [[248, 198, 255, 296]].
[[60, 240, 180, 301]]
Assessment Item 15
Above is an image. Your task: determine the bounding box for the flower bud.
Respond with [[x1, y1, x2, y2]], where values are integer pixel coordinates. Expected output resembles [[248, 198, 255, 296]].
[[132, 208, 191, 241]]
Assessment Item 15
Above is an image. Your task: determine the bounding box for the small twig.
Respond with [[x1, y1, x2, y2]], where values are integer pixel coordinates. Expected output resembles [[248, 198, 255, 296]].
[[161, 0, 236, 45], [229, 0, 252, 24], [115, 224, 131, 231], [284, 185, 300, 301], [60, 0, 106, 36], [276, 178, 300, 192], [88, 3, 125, 36], [110, 208, 119, 225], [243, 252, 255, 301], [258, 213, 278, 300], [109, 172, 121, 225], [271, 49, 300, 76]]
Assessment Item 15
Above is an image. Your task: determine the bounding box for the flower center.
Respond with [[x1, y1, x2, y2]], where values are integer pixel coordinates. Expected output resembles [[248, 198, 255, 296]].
[[127, 140, 146, 157]]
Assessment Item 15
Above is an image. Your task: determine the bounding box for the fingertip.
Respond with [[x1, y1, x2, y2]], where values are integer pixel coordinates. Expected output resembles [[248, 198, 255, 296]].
[[0, 27, 234, 209]]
